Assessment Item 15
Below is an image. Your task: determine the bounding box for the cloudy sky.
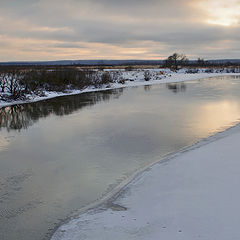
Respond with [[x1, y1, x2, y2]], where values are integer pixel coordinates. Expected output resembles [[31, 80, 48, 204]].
[[0, 0, 240, 61]]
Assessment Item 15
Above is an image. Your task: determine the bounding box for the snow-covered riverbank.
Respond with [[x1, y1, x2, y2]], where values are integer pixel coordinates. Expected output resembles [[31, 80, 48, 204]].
[[52, 121, 240, 240], [1, 70, 239, 108]]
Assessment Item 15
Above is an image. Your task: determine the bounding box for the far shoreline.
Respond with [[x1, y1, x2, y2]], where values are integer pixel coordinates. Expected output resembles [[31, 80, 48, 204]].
[[1, 71, 239, 109]]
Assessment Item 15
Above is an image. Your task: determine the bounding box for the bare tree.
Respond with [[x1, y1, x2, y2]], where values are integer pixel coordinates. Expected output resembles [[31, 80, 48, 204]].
[[197, 58, 206, 67], [165, 53, 188, 70], [0, 71, 8, 93], [6, 70, 23, 99]]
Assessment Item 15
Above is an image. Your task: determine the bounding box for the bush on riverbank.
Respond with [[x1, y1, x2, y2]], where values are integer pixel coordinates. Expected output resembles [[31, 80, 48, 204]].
[[0, 67, 114, 101]]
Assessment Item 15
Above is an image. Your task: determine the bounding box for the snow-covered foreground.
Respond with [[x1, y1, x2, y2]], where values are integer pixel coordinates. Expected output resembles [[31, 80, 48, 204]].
[[1, 70, 239, 108], [52, 123, 240, 240]]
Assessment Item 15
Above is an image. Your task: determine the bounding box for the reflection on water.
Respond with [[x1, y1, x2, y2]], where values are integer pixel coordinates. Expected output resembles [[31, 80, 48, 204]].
[[0, 75, 240, 240], [144, 85, 152, 91], [0, 88, 123, 131], [194, 100, 240, 132], [166, 82, 186, 93]]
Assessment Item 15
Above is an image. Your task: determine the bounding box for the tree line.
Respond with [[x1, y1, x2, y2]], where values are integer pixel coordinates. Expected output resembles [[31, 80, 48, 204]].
[[0, 66, 114, 100], [164, 53, 240, 70], [1, 55, 240, 101]]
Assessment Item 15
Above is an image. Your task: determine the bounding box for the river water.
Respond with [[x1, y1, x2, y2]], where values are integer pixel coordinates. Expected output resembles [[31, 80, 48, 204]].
[[1, 75, 240, 240]]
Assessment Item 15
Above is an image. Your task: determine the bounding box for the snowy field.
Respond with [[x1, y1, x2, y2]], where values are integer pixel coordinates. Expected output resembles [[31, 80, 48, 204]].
[[52, 122, 240, 240], [1, 68, 239, 108]]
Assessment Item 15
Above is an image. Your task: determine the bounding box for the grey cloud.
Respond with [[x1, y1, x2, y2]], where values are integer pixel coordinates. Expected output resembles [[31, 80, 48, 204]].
[[51, 43, 86, 48], [0, 0, 239, 60]]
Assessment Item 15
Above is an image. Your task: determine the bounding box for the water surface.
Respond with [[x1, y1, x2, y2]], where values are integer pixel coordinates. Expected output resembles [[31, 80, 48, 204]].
[[1, 76, 240, 240]]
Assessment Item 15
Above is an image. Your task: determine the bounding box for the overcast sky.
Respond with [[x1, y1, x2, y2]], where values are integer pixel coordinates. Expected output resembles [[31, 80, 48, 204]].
[[0, 0, 240, 61]]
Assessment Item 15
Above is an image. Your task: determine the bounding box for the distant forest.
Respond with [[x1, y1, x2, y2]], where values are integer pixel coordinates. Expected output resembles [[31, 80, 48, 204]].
[[1, 57, 240, 67]]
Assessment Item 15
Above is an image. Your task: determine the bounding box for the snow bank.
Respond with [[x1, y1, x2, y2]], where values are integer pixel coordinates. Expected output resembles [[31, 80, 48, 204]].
[[1, 70, 239, 108], [52, 123, 240, 240]]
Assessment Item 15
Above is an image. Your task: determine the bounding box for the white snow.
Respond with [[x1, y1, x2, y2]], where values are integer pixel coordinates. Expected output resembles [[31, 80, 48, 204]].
[[51, 124, 240, 240], [1, 68, 239, 108]]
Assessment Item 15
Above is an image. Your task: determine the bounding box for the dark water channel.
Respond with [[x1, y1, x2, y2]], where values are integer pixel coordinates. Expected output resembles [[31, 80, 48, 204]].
[[1, 76, 240, 240]]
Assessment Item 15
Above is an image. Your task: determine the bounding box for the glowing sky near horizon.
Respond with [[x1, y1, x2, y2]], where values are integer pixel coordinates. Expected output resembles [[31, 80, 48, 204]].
[[0, 0, 240, 61]]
